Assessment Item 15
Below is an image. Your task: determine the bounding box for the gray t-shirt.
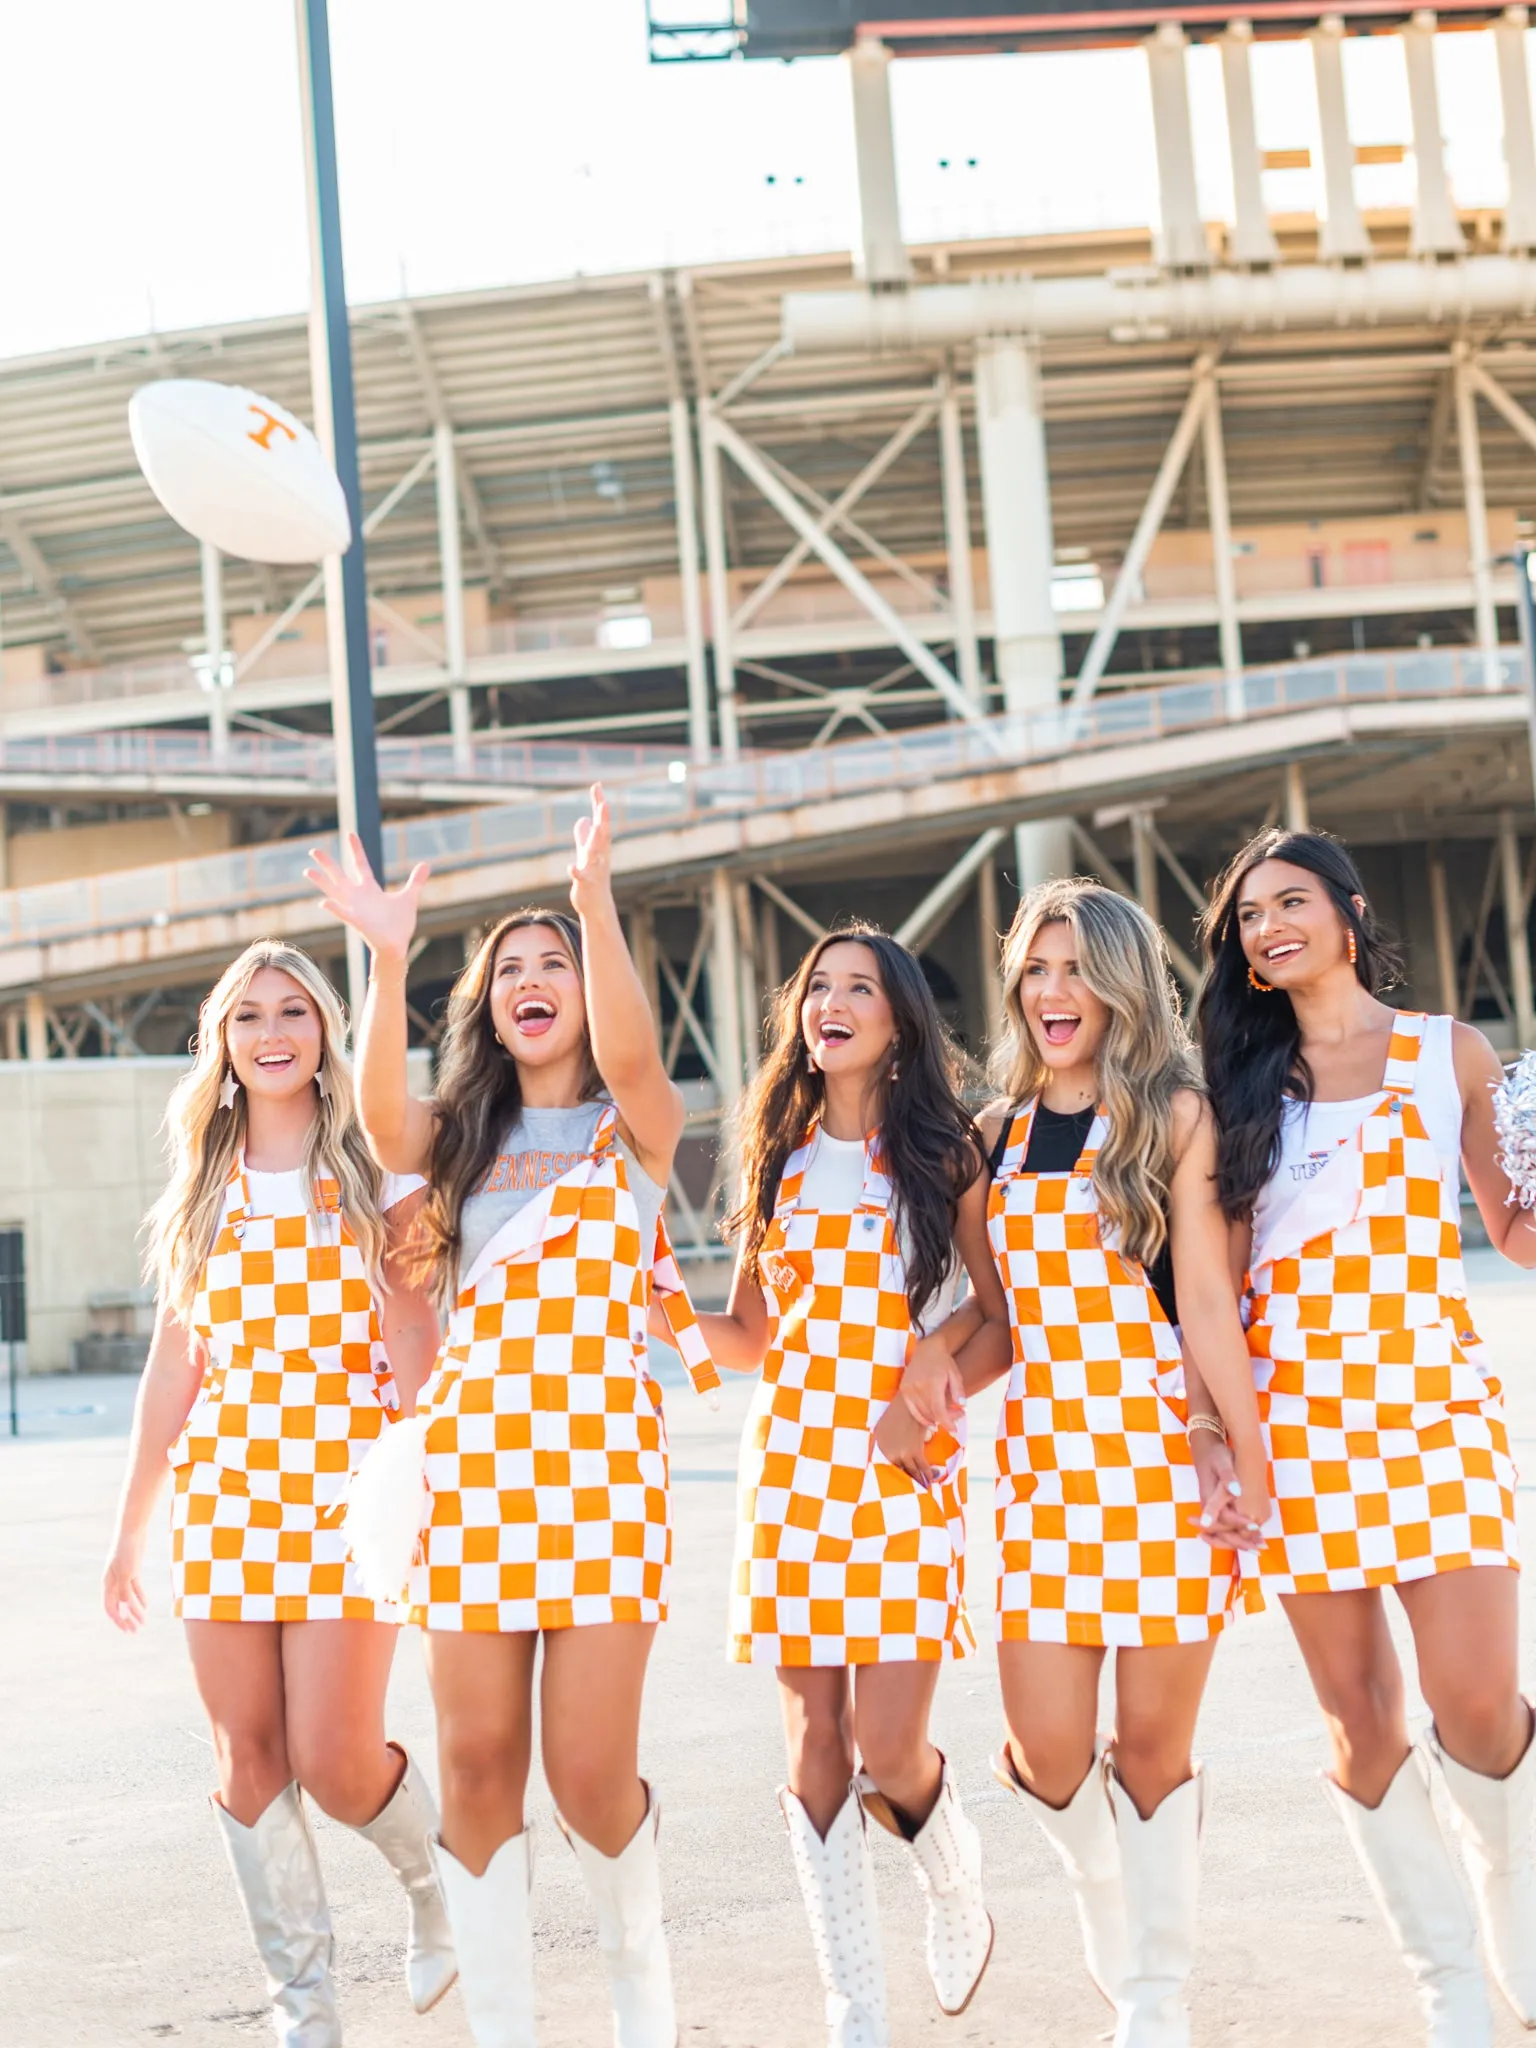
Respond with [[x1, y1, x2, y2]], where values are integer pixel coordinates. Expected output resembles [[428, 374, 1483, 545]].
[[457, 1100, 666, 1284]]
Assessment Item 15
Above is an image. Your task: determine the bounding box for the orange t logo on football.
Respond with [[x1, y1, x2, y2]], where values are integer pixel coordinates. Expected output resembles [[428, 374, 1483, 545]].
[[247, 406, 297, 452]]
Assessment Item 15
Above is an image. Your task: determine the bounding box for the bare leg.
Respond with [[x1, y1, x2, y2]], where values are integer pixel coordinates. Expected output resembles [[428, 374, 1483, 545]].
[[1396, 1567, 1529, 1776], [280, 1618, 403, 1825], [1110, 1639, 1219, 1818], [1281, 1588, 1409, 1805], [778, 1667, 856, 1837], [423, 1629, 538, 1874], [541, 1621, 657, 1856], [996, 1639, 1105, 1808], [184, 1620, 290, 1824], [851, 1660, 943, 1828]]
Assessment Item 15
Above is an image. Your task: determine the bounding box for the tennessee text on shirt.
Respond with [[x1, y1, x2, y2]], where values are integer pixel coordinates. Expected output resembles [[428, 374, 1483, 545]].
[[477, 1148, 586, 1196], [1289, 1146, 1342, 1184]]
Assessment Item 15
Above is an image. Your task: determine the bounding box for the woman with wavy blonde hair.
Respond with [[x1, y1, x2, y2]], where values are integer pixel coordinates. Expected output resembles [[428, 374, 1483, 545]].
[[102, 939, 453, 2045], [901, 879, 1266, 2048]]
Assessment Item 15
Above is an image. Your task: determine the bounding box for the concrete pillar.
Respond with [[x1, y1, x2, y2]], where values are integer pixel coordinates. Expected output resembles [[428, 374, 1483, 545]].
[[1146, 23, 1209, 271], [1403, 14, 1466, 258], [1285, 761, 1310, 833], [25, 991, 46, 1063], [707, 868, 744, 1102], [1495, 7, 1536, 252], [1454, 351, 1503, 689], [1310, 16, 1372, 261], [976, 855, 1005, 1051], [201, 539, 230, 768], [3, 1011, 19, 1062], [1131, 809, 1161, 922], [1427, 846, 1459, 1014], [670, 398, 713, 765], [973, 337, 1071, 888], [434, 423, 474, 776], [699, 410, 741, 763], [1202, 382, 1244, 711], [1221, 23, 1281, 266], [627, 904, 661, 1029], [847, 39, 911, 290], [938, 372, 984, 707], [734, 878, 761, 1078], [1500, 810, 1536, 1045], [758, 889, 783, 1003]]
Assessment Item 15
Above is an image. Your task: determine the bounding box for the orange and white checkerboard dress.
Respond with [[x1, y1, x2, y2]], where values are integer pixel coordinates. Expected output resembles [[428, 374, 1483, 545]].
[[989, 1104, 1239, 1648], [729, 1128, 973, 1667], [409, 1107, 716, 1634], [170, 1165, 404, 1623], [1241, 1011, 1519, 1607]]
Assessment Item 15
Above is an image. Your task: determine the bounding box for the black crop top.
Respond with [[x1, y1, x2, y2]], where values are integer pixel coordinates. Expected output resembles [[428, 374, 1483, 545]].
[[990, 1103, 1179, 1327]]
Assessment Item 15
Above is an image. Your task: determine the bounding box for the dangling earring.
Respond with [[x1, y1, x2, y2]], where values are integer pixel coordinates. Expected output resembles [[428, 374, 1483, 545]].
[[314, 1068, 327, 1100], [805, 1049, 817, 1077], [218, 1069, 239, 1109], [1346, 929, 1358, 967], [1248, 966, 1275, 993], [888, 1042, 900, 1081]]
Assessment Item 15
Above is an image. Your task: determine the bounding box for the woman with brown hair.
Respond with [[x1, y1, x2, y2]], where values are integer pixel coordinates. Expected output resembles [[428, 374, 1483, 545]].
[[102, 940, 452, 2045], [689, 923, 1004, 2047], [308, 786, 713, 2048]]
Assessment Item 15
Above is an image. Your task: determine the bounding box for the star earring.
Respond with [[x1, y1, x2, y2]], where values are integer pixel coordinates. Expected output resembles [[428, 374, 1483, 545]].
[[218, 1069, 239, 1110]]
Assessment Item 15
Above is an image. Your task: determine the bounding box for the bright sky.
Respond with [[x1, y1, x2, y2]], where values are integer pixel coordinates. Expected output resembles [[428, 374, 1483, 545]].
[[1, 1, 1524, 362]]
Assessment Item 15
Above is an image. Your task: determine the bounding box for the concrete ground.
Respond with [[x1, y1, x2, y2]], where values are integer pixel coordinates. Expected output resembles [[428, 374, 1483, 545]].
[[2, 1251, 1533, 2048]]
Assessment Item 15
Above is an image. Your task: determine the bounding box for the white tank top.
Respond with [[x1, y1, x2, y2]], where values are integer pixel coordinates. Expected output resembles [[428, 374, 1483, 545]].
[[1251, 1011, 1463, 1250], [799, 1128, 961, 1336]]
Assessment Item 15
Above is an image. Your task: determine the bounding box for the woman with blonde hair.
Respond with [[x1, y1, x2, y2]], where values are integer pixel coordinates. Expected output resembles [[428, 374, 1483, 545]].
[[902, 879, 1267, 2048], [307, 786, 715, 2048], [102, 939, 453, 2045]]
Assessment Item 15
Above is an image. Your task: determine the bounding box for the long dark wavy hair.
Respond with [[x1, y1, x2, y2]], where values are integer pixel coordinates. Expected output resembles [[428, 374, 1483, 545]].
[[726, 924, 981, 1322], [419, 908, 602, 1287], [1195, 828, 1402, 1221]]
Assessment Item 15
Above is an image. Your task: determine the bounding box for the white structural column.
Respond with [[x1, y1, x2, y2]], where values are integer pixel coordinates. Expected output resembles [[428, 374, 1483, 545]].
[[1285, 761, 1310, 832], [1496, 7, 1536, 251], [847, 38, 911, 289], [1146, 23, 1210, 271], [938, 371, 984, 706], [1453, 348, 1503, 689], [670, 398, 713, 765], [1221, 23, 1280, 265], [1499, 811, 1536, 1046], [25, 990, 46, 1064], [976, 857, 1005, 1048], [200, 539, 230, 768], [1427, 849, 1459, 1014], [708, 868, 745, 1102], [973, 337, 1070, 885], [1202, 378, 1244, 711], [1310, 16, 1372, 261], [699, 407, 741, 763], [1403, 13, 1465, 257], [434, 423, 473, 775], [1131, 810, 1160, 922]]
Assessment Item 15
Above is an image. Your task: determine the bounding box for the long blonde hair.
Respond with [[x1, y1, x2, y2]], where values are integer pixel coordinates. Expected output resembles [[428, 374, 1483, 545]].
[[994, 880, 1196, 1269], [143, 941, 388, 1320]]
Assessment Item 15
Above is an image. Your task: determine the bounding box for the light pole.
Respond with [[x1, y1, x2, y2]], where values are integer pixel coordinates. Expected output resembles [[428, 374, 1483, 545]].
[[1510, 548, 1536, 832], [294, 0, 383, 1017]]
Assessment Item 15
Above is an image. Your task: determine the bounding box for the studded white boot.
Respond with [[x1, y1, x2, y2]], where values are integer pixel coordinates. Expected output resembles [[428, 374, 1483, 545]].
[[857, 1762, 993, 2016], [212, 1783, 342, 2048], [350, 1748, 457, 2014], [1106, 1763, 1204, 2048], [780, 1786, 889, 2047], [429, 1827, 537, 2048], [1425, 1715, 1536, 2029], [994, 1744, 1126, 2006], [1323, 1751, 1493, 2046], [561, 1784, 677, 2048]]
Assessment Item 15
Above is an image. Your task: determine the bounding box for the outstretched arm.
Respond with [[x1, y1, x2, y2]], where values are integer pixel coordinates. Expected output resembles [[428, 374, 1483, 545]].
[[569, 786, 684, 1188], [306, 836, 435, 1175], [667, 1244, 772, 1374], [901, 1163, 1013, 1429], [379, 1187, 441, 1412]]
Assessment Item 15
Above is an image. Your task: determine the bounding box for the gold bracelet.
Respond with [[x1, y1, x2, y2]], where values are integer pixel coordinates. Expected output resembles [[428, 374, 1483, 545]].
[[1186, 1412, 1228, 1445]]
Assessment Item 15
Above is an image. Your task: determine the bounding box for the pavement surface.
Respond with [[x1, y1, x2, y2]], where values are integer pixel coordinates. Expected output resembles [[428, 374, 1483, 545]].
[[2, 1249, 1533, 2048]]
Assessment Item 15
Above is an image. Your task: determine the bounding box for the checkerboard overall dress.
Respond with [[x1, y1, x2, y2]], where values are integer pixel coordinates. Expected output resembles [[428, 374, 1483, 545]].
[[729, 1128, 974, 1666], [171, 1165, 403, 1622], [989, 1103, 1239, 1647], [1240, 1011, 1519, 1608], [409, 1107, 717, 1633]]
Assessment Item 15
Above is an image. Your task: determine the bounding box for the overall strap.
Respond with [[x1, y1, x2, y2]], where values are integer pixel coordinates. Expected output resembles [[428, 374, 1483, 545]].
[[992, 1100, 1037, 1180], [1381, 1011, 1427, 1098], [1074, 1111, 1110, 1178], [650, 1215, 721, 1398], [773, 1124, 820, 1220]]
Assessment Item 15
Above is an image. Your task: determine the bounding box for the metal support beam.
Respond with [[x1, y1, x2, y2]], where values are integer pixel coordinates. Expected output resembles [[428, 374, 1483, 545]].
[[627, 905, 661, 1029], [201, 540, 230, 769], [1453, 349, 1503, 690], [847, 38, 910, 290], [398, 300, 501, 589], [1201, 381, 1243, 711], [669, 399, 712, 766], [434, 422, 473, 776], [1403, 13, 1465, 258], [1145, 23, 1209, 272], [699, 408, 740, 763], [1496, 6, 1536, 252], [1070, 821, 1200, 988], [896, 830, 1006, 953], [757, 888, 783, 1000], [1427, 846, 1459, 1015], [734, 877, 761, 1079], [25, 990, 45, 1063], [708, 868, 744, 1099], [1419, 368, 1454, 510], [1500, 810, 1536, 1046], [976, 854, 1004, 1051], [1310, 15, 1371, 262], [1131, 809, 1160, 923], [1285, 761, 1310, 833], [0, 515, 100, 662], [754, 874, 826, 943], [938, 372, 983, 707], [1220, 23, 1280, 266]]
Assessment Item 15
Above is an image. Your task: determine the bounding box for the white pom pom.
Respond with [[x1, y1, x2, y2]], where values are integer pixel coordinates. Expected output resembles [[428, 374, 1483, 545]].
[[1491, 1048, 1536, 1210], [342, 1414, 430, 1604]]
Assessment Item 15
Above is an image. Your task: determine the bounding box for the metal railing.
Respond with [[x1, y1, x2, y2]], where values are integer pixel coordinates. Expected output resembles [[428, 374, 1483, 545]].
[[0, 646, 1521, 954]]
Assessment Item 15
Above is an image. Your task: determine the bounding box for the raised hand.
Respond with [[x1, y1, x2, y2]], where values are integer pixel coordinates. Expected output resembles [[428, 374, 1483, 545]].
[[306, 834, 430, 964], [568, 783, 615, 922]]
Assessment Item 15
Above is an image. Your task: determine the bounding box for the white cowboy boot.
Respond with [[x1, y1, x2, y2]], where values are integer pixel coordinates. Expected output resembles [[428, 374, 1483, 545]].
[[351, 1749, 458, 2013], [1106, 1763, 1204, 2048], [857, 1762, 993, 2016], [429, 1828, 537, 2048], [1426, 1713, 1536, 2028], [562, 1784, 677, 2048], [1323, 1751, 1494, 2046], [212, 1783, 342, 2047], [993, 1744, 1127, 2006], [780, 1786, 889, 2047]]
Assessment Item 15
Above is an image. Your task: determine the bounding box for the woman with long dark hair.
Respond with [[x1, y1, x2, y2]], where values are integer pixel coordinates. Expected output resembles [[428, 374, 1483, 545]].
[[1197, 826, 1534, 2044], [903, 880, 1267, 2048], [307, 787, 715, 2048], [690, 924, 1006, 2045]]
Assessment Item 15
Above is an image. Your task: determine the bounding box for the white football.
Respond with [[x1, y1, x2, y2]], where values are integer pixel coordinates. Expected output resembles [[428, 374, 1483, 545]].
[[129, 379, 352, 563]]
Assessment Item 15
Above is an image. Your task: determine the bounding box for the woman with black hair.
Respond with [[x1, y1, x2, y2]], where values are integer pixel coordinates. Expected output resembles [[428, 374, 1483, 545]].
[[690, 925, 1009, 2046], [1197, 826, 1534, 2045]]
